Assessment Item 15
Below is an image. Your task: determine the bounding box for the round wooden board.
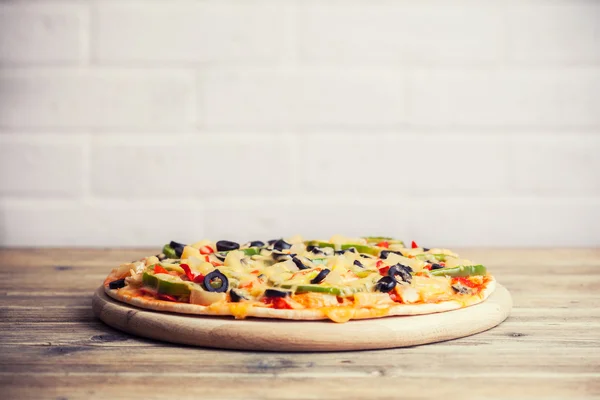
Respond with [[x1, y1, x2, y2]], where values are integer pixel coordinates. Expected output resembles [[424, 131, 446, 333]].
[[92, 284, 512, 351]]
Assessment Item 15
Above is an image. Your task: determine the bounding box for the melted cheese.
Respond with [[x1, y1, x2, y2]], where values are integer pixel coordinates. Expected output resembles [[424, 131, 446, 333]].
[[130, 236, 490, 322]]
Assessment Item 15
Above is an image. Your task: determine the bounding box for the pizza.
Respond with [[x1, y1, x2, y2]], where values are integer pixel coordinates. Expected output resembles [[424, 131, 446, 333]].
[[103, 235, 495, 323]]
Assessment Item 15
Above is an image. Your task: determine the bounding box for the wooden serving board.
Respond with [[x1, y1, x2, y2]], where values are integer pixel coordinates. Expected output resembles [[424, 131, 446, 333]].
[[93, 285, 512, 351]]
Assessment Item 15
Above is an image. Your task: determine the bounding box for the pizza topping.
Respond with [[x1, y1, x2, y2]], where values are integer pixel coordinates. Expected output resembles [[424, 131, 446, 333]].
[[292, 257, 310, 270], [153, 264, 169, 274], [216, 240, 240, 252], [375, 276, 396, 292], [452, 283, 472, 295], [388, 264, 412, 283], [199, 245, 214, 255], [109, 235, 492, 322], [162, 244, 178, 259], [229, 289, 247, 303], [310, 268, 331, 284], [203, 270, 229, 293], [264, 289, 290, 298], [169, 241, 186, 257], [273, 239, 292, 251], [380, 250, 403, 259], [108, 278, 126, 289], [429, 264, 487, 278]]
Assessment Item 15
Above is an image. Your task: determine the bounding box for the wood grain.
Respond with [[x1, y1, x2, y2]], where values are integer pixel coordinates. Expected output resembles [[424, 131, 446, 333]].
[[0, 248, 599, 399]]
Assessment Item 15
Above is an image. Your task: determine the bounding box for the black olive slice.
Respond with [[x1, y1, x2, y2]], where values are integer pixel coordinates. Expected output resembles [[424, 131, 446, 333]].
[[307, 245, 323, 254], [273, 239, 292, 251], [310, 269, 330, 284], [292, 257, 310, 270], [170, 241, 186, 257], [375, 276, 396, 292], [216, 240, 240, 252], [272, 251, 295, 262], [156, 253, 167, 261], [430, 263, 443, 270], [380, 250, 403, 260], [214, 252, 228, 261], [360, 254, 373, 259], [353, 260, 364, 268], [264, 289, 290, 298], [267, 239, 278, 245], [203, 270, 229, 293], [109, 278, 126, 289], [423, 247, 430, 252], [249, 240, 265, 247], [388, 264, 412, 283], [229, 289, 246, 303], [452, 284, 472, 294]]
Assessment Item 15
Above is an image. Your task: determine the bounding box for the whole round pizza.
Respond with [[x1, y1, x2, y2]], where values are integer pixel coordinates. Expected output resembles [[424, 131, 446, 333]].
[[103, 235, 496, 323]]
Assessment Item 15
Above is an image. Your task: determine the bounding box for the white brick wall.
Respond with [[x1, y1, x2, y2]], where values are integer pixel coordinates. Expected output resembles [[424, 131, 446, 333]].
[[0, 0, 599, 247]]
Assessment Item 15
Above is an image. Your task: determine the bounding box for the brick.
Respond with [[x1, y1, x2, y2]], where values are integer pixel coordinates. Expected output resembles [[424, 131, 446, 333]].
[[407, 198, 600, 247], [298, 1, 505, 65], [203, 200, 294, 243], [90, 135, 294, 197], [507, 1, 600, 64], [93, 0, 288, 64], [509, 135, 600, 196], [0, 3, 86, 64], [298, 134, 511, 196], [408, 69, 600, 128], [200, 68, 406, 129], [285, 200, 415, 241], [0, 202, 205, 247], [0, 69, 194, 129], [0, 136, 84, 197]]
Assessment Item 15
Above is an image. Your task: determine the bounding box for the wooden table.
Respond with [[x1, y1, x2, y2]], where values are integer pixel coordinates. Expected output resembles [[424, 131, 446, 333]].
[[1, 248, 598, 399]]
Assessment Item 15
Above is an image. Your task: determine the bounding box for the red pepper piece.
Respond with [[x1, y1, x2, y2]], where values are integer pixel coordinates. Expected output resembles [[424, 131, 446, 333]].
[[200, 246, 214, 255], [157, 293, 178, 302], [411, 241, 418, 249], [153, 264, 168, 274], [424, 264, 432, 271], [180, 263, 195, 281], [204, 255, 210, 262], [263, 297, 293, 309], [454, 277, 478, 288], [389, 291, 401, 303], [193, 274, 205, 284], [376, 241, 389, 248]]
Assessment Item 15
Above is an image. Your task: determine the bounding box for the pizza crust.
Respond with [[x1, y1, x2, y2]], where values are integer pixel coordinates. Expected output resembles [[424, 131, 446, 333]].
[[104, 277, 496, 322]]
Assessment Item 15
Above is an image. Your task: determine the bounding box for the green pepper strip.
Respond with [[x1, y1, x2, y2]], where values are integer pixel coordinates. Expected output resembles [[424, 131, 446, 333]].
[[363, 237, 405, 246], [429, 265, 487, 277], [284, 284, 342, 296], [280, 284, 369, 297], [416, 253, 447, 261], [162, 244, 178, 259], [142, 270, 192, 296]]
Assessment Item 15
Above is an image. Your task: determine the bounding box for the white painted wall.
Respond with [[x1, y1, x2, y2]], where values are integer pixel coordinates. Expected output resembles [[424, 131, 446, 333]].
[[0, 0, 599, 247]]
